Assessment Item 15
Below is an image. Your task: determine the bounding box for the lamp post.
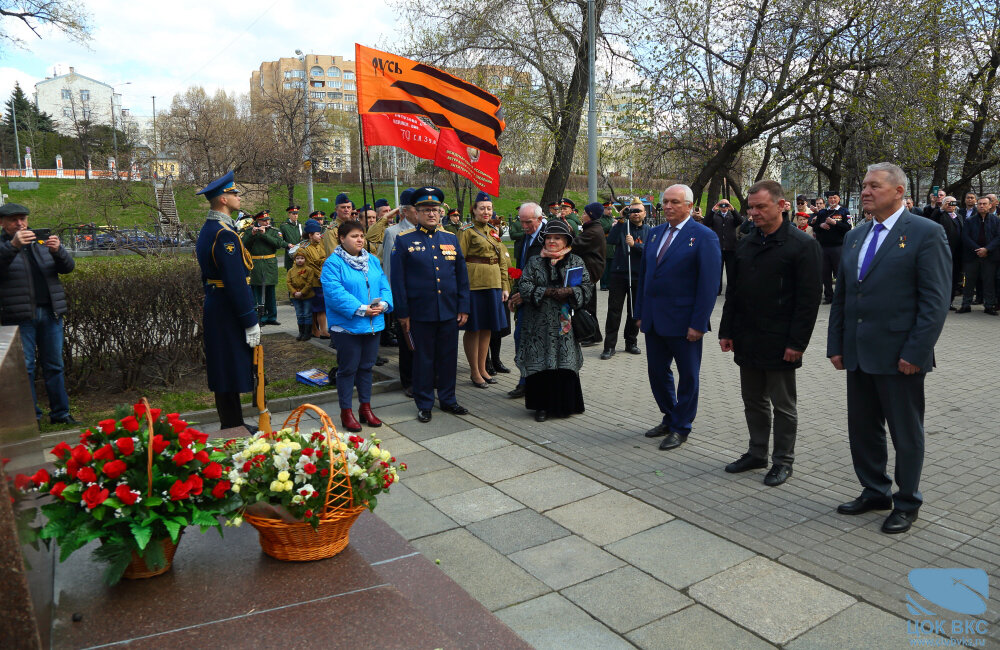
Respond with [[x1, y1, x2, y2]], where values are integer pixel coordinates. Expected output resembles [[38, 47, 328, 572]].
[[295, 49, 315, 214], [110, 81, 131, 171], [586, 0, 597, 203]]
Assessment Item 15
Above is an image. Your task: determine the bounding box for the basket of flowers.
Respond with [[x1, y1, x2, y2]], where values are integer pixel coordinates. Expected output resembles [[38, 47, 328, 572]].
[[224, 403, 404, 561], [12, 398, 237, 585]]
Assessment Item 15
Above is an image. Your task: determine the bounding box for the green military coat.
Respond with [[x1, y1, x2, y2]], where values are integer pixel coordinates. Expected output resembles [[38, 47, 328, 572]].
[[241, 226, 285, 286]]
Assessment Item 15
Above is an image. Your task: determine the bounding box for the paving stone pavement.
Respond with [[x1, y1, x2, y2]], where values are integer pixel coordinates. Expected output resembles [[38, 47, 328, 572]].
[[233, 296, 999, 648]]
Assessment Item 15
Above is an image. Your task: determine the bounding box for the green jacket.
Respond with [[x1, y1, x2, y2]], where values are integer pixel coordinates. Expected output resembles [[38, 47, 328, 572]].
[[279, 219, 303, 267], [565, 212, 582, 233], [601, 215, 616, 258], [508, 216, 524, 242], [242, 226, 285, 285]]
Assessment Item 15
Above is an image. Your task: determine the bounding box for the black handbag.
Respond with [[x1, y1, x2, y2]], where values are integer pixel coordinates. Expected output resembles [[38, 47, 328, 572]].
[[571, 307, 598, 341]]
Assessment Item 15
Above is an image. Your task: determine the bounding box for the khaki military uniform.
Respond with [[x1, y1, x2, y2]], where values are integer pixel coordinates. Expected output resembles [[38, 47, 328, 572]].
[[458, 222, 511, 292]]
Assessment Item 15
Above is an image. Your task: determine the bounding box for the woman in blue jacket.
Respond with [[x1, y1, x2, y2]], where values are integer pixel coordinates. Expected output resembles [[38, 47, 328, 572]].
[[321, 221, 393, 432]]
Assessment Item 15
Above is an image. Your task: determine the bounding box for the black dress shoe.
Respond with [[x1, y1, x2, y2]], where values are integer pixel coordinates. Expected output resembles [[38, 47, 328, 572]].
[[417, 409, 432, 423], [404, 387, 414, 398], [882, 509, 918, 534], [493, 360, 511, 373], [485, 376, 498, 384], [625, 343, 641, 355], [507, 384, 525, 399], [484, 361, 496, 376], [658, 432, 686, 450], [375, 356, 388, 366], [270, 320, 281, 326], [985, 307, 999, 315], [535, 409, 547, 422], [836, 495, 893, 515], [471, 379, 488, 389], [440, 403, 469, 415], [50, 415, 81, 425], [600, 348, 615, 360], [724, 453, 767, 473], [580, 340, 598, 348], [956, 306, 972, 313], [644, 423, 669, 438], [764, 464, 793, 486]]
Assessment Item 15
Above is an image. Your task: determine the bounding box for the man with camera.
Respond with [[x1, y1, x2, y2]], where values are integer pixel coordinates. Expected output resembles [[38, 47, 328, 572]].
[[0, 203, 78, 425], [808, 190, 852, 303], [703, 199, 745, 296], [241, 211, 285, 326]]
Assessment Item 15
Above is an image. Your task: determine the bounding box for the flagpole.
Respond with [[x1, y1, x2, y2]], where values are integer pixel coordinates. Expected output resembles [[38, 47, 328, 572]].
[[357, 113, 368, 210], [365, 138, 377, 204], [393, 149, 399, 207]]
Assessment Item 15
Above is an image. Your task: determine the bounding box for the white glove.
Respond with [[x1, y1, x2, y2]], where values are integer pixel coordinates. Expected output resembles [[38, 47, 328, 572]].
[[245, 323, 261, 348]]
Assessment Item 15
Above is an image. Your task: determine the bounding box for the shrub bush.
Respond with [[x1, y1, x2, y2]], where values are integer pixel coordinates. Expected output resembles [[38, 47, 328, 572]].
[[62, 254, 204, 390]]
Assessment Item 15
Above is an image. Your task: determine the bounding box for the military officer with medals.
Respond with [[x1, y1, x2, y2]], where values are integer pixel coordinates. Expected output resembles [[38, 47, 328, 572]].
[[279, 205, 304, 270], [458, 191, 511, 388], [391, 186, 471, 422], [194, 171, 259, 431], [242, 210, 285, 325]]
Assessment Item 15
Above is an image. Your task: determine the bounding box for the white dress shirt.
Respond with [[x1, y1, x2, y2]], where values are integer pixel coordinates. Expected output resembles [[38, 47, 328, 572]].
[[857, 205, 904, 279]]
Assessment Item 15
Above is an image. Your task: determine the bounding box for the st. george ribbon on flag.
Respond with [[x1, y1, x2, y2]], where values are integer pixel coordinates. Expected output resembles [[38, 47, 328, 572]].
[[355, 43, 505, 195]]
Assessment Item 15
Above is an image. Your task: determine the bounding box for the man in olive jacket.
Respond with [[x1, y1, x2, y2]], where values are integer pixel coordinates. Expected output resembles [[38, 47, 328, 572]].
[[241, 211, 285, 325], [719, 180, 822, 487], [0, 203, 78, 424]]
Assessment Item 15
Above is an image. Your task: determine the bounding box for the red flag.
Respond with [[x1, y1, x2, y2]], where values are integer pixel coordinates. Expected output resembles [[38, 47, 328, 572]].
[[356, 43, 504, 195]]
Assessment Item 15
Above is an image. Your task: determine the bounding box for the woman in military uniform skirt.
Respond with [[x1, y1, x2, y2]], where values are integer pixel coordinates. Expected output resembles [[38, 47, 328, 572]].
[[300, 220, 330, 339], [458, 192, 510, 388]]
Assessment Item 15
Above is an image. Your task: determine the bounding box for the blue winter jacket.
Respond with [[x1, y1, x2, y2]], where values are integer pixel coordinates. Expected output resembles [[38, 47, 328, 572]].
[[321, 251, 393, 335]]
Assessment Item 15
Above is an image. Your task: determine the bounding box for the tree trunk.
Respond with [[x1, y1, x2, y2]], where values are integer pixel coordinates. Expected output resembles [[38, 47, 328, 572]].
[[287, 183, 295, 208], [705, 174, 724, 211]]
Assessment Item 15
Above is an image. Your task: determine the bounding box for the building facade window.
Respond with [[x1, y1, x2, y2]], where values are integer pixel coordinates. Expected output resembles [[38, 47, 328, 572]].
[[343, 71, 355, 80], [329, 80, 342, 89], [61, 89, 71, 100], [82, 109, 91, 120], [80, 90, 90, 101], [283, 82, 292, 89], [310, 66, 324, 77], [344, 94, 356, 102], [344, 82, 355, 91], [309, 91, 325, 99], [327, 67, 341, 77], [310, 80, 324, 87], [62, 107, 71, 117], [328, 91, 342, 99], [286, 69, 304, 78]]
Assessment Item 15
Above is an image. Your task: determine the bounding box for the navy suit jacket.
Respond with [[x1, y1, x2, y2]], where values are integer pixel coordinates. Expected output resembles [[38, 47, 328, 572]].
[[636, 219, 721, 337], [827, 210, 951, 374], [961, 212, 1000, 262]]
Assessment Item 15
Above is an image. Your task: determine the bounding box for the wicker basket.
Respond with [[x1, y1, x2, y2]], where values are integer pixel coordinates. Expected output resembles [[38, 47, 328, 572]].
[[122, 534, 182, 579], [121, 397, 185, 578], [244, 404, 367, 561]]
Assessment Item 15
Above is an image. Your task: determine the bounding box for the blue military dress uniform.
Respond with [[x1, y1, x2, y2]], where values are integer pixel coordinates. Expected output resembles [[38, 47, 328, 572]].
[[194, 172, 258, 395], [391, 223, 471, 411]]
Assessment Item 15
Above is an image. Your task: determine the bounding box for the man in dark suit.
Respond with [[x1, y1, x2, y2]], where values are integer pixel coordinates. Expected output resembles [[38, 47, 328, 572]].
[[957, 196, 1000, 315], [936, 196, 964, 307], [828, 162, 951, 534], [719, 180, 822, 487], [636, 184, 722, 451], [506, 202, 546, 398]]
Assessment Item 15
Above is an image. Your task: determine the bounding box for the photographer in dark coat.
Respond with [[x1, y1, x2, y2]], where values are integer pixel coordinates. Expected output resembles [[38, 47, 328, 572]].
[[0, 203, 78, 424], [719, 181, 822, 487], [703, 200, 745, 295]]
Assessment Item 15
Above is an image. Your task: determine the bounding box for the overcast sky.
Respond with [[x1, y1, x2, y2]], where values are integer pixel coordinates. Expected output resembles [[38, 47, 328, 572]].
[[0, 0, 398, 117]]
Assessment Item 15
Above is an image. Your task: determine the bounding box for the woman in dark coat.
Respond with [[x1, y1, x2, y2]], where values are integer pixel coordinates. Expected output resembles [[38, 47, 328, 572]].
[[572, 202, 607, 346], [514, 220, 594, 422]]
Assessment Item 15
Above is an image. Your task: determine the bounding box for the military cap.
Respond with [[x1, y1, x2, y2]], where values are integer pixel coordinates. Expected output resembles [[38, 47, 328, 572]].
[[399, 187, 416, 206], [254, 211, 271, 221], [309, 210, 325, 219], [196, 170, 239, 200], [286, 205, 301, 212], [546, 201, 560, 209], [584, 202, 603, 221], [361, 203, 373, 212], [473, 191, 492, 204], [602, 201, 615, 208], [560, 197, 576, 210], [412, 186, 445, 207], [542, 219, 573, 240], [303, 220, 322, 235], [447, 208, 461, 217], [335, 192, 351, 205], [0, 203, 29, 218], [374, 198, 389, 209], [824, 190, 839, 199]]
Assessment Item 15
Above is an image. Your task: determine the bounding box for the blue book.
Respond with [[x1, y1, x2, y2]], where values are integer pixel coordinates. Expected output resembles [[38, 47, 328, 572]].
[[564, 266, 583, 287], [296, 368, 330, 387]]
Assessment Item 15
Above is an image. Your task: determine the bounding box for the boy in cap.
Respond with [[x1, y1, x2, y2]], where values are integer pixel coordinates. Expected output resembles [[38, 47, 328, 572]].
[[194, 171, 259, 431]]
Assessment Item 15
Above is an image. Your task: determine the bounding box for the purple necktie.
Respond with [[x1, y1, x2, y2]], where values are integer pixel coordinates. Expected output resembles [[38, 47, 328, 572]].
[[858, 223, 885, 281], [656, 227, 678, 265]]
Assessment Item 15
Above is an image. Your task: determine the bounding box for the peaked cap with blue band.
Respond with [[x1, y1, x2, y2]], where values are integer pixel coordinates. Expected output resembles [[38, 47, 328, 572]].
[[196, 170, 239, 200], [413, 186, 445, 206]]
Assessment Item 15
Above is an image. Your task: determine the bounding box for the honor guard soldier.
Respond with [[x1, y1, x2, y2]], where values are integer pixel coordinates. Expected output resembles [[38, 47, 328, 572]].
[[561, 198, 582, 232], [194, 171, 259, 431], [324, 193, 354, 255], [279, 205, 304, 270], [391, 186, 471, 422], [546, 200, 561, 221], [242, 210, 285, 325], [307, 210, 326, 232]]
